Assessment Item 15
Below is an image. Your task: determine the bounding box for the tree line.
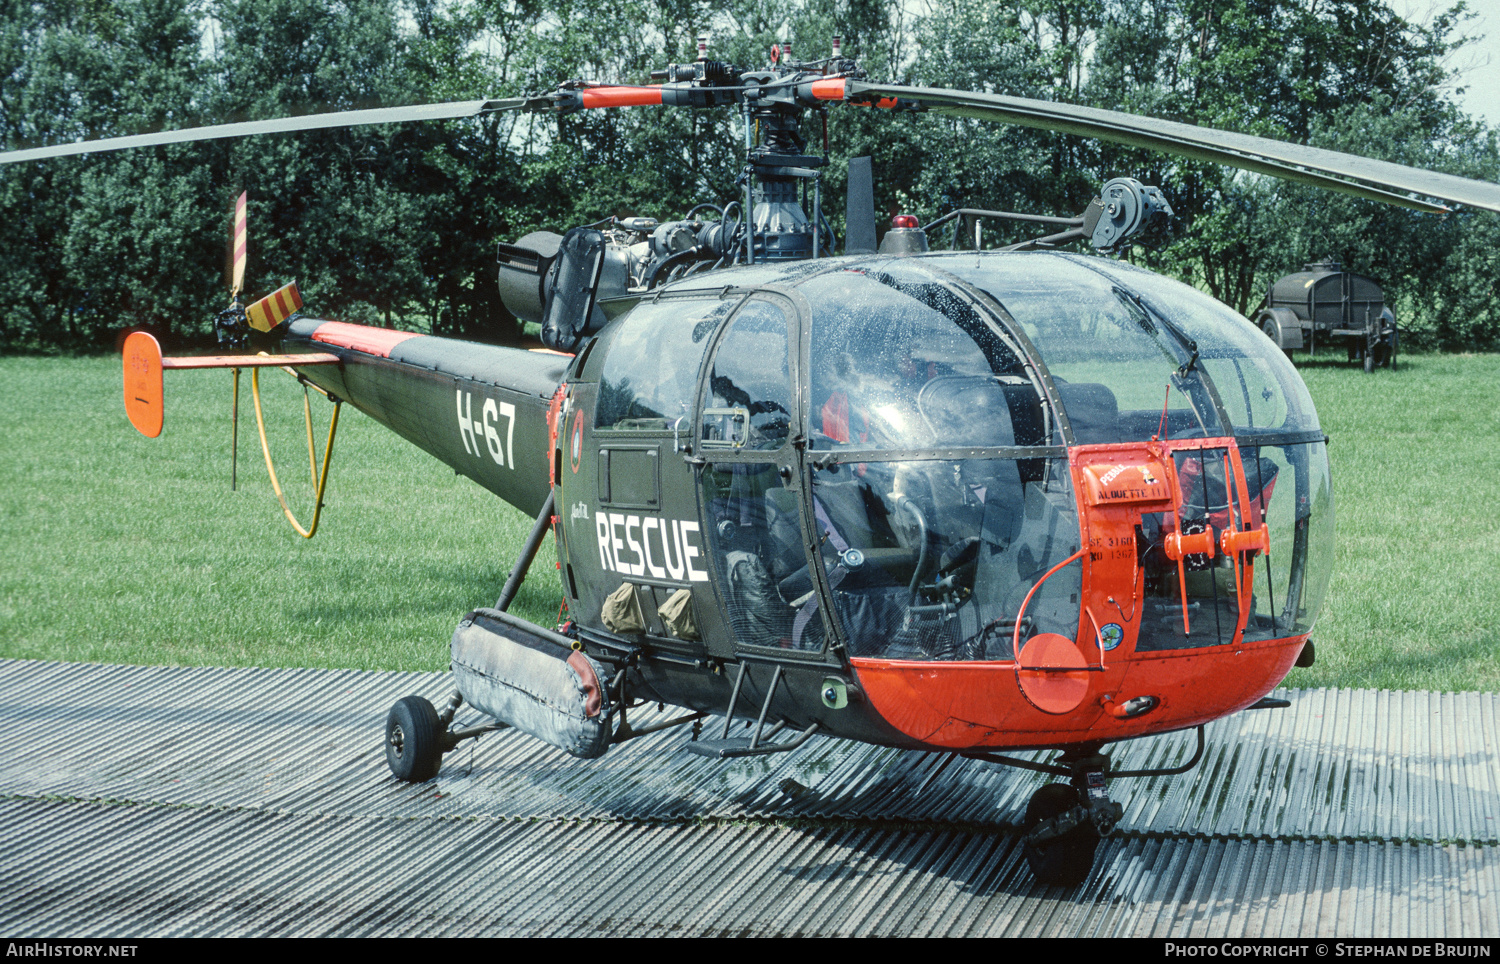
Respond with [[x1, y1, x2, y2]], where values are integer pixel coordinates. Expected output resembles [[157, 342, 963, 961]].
[[2, 0, 1497, 352]]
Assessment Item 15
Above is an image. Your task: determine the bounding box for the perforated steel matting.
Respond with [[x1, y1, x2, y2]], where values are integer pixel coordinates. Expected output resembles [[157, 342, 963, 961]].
[[0, 660, 1495, 936]]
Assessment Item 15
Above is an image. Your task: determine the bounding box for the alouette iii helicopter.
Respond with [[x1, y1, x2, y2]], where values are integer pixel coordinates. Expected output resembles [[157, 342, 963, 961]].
[[9, 38, 1500, 886]]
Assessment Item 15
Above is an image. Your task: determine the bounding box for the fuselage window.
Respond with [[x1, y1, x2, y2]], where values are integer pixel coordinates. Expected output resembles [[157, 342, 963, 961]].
[[699, 299, 794, 452], [596, 299, 731, 432]]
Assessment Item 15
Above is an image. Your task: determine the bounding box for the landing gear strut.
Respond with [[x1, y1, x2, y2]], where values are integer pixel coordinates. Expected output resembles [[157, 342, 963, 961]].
[[966, 726, 1205, 886]]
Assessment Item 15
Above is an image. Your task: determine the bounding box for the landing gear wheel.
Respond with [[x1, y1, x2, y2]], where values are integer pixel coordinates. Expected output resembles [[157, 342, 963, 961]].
[[1021, 783, 1100, 886], [385, 695, 444, 782]]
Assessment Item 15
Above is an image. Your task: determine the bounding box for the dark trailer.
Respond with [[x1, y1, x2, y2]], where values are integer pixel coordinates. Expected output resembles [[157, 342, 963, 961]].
[[1255, 260, 1397, 371]]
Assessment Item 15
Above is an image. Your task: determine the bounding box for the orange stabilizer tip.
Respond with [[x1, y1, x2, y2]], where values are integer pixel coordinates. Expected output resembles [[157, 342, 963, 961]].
[[1164, 526, 1216, 561], [122, 331, 164, 438], [246, 281, 303, 332], [1221, 525, 1270, 557]]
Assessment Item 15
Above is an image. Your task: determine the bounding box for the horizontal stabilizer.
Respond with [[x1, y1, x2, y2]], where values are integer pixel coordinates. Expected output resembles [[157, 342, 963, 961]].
[[162, 352, 340, 370], [121, 329, 340, 438]]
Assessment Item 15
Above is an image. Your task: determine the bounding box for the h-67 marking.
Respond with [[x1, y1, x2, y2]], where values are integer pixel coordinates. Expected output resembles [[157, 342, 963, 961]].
[[456, 389, 515, 469]]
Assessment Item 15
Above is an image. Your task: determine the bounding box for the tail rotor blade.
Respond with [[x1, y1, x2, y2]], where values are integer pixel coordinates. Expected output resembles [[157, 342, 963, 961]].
[[246, 281, 303, 333], [230, 192, 248, 301]]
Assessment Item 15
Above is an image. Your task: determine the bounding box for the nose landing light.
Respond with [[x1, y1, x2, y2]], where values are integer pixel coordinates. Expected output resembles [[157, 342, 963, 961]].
[[1103, 694, 1160, 720]]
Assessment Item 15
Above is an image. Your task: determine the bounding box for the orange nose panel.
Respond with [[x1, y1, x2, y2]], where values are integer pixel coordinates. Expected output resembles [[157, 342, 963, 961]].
[[1016, 633, 1092, 714], [850, 632, 1308, 750]]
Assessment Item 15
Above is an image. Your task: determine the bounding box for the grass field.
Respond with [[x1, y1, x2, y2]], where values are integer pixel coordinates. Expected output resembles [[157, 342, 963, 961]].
[[1, 351, 1497, 691], [0, 355, 557, 671]]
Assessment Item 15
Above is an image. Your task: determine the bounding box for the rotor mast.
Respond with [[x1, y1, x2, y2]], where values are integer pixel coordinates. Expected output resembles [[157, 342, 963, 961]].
[[551, 37, 863, 263]]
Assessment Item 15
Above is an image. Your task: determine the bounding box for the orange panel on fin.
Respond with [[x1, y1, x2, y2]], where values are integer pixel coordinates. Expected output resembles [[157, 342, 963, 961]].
[[122, 331, 164, 438]]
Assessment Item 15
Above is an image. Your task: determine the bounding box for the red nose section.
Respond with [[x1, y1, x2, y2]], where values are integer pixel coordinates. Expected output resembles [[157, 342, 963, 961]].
[[849, 435, 1306, 751], [850, 634, 1306, 750]]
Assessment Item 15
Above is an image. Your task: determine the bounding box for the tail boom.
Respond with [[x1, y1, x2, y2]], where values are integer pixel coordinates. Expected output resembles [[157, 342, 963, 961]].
[[282, 318, 568, 516]]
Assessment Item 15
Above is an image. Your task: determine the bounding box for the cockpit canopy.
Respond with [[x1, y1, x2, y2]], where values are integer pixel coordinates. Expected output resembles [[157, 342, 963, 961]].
[[589, 251, 1333, 660]]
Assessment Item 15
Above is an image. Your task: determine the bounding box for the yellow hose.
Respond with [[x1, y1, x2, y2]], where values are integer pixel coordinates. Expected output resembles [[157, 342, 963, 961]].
[[251, 363, 340, 539], [303, 384, 317, 489]]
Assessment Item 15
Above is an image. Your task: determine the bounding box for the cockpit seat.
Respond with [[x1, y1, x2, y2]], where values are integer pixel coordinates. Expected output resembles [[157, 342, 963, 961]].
[[1056, 382, 1119, 445]]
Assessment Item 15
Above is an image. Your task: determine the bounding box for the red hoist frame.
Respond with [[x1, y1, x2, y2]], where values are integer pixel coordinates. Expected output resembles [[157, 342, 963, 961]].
[[1068, 436, 1270, 642], [1007, 437, 1271, 717]]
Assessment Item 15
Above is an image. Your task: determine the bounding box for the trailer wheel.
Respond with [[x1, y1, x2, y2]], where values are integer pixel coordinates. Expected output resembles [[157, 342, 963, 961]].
[[1375, 326, 1397, 369], [1260, 316, 1292, 358]]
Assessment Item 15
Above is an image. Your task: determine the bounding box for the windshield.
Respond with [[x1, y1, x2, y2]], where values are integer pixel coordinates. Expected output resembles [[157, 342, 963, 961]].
[[808, 456, 1082, 660], [940, 254, 1226, 444], [1084, 259, 1321, 436], [801, 263, 1049, 450]]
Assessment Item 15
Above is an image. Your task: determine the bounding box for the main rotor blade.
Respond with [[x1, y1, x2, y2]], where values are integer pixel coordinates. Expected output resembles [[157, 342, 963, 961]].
[[840, 81, 1500, 214], [0, 98, 528, 165]]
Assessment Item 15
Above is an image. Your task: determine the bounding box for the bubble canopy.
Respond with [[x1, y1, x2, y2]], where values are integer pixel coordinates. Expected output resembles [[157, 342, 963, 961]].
[[641, 251, 1333, 659]]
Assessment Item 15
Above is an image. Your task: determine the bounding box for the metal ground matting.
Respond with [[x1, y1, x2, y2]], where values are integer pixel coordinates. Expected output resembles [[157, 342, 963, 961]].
[[0, 659, 1495, 937]]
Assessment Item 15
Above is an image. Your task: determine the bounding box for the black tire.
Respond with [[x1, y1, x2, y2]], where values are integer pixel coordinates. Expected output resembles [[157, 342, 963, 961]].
[[1377, 327, 1397, 369], [385, 695, 444, 782], [1021, 783, 1099, 886], [1364, 351, 1375, 373], [1260, 316, 1293, 359]]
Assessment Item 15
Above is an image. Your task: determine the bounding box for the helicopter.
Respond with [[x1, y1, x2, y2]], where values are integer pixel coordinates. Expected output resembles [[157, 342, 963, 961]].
[[9, 39, 1500, 887]]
